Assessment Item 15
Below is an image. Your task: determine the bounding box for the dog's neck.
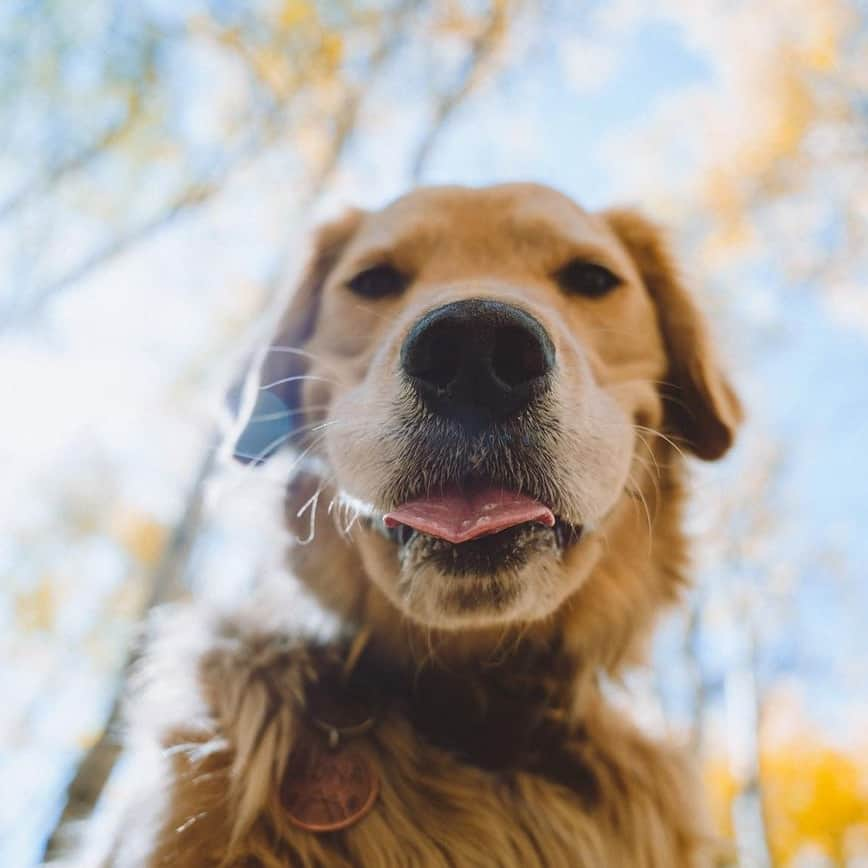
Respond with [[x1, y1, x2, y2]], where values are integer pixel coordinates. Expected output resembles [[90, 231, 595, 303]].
[[348, 629, 598, 783]]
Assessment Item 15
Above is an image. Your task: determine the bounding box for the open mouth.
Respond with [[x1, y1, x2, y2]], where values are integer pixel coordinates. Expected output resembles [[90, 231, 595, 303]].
[[377, 483, 583, 573]]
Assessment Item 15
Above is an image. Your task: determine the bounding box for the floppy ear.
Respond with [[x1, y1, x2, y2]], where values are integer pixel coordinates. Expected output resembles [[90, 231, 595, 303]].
[[232, 209, 364, 463], [603, 208, 743, 461]]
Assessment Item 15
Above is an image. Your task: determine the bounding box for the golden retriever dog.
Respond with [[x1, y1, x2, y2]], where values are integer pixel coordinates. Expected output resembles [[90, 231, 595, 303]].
[[102, 184, 741, 867]]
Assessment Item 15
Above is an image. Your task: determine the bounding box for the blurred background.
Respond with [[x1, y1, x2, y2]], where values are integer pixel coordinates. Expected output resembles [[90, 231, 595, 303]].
[[1, 1, 867, 865]]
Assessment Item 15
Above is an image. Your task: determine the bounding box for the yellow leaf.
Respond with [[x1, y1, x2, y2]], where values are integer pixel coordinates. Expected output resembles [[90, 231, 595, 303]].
[[279, 0, 315, 30], [319, 33, 343, 71], [15, 577, 57, 632], [114, 512, 167, 566]]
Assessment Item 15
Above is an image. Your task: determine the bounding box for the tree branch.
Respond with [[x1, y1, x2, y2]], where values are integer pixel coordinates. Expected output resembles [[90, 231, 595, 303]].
[[683, 592, 709, 755], [0, 104, 137, 224], [262, 0, 424, 298], [2, 168, 229, 331], [42, 437, 219, 862], [411, 1, 510, 182], [4, 1, 424, 331]]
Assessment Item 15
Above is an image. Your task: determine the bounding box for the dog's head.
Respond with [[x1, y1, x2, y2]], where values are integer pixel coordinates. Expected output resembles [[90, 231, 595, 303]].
[[236, 184, 740, 637]]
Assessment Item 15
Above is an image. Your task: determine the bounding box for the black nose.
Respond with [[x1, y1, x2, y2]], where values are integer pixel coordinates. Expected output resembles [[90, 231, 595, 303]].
[[400, 298, 555, 425]]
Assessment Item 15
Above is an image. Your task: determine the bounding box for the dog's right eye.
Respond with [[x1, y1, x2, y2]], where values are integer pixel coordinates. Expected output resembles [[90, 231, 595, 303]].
[[347, 264, 406, 299], [554, 259, 621, 299]]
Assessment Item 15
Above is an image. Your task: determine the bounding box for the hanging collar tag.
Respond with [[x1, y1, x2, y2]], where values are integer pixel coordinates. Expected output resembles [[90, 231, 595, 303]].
[[281, 672, 379, 833]]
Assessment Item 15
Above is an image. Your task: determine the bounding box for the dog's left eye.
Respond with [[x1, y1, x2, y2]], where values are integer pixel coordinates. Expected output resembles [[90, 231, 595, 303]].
[[555, 260, 621, 298], [347, 264, 407, 299]]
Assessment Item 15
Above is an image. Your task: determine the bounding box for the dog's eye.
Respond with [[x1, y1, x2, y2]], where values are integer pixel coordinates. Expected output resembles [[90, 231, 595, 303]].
[[555, 260, 621, 298], [347, 264, 406, 299]]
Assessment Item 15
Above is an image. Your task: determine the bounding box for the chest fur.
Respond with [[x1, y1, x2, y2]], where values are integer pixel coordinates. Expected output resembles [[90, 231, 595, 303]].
[[152, 716, 627, 868], [111, 612, 709, 868], [145, 708, 707, 868]]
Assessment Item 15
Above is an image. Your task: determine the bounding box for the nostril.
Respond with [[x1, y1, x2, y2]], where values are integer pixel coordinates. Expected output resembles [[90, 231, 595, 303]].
[[492, 325, 550, 387], [404, 321, 464, 389], [424, 325, 463, 389]]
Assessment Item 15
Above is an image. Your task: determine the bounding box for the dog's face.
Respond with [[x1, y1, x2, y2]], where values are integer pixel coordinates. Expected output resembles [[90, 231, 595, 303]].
[[237, 184, 740, 631]]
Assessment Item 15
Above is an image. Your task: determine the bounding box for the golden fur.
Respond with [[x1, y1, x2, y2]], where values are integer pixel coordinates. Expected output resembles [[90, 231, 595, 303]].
[[93, 184, 741, 867]]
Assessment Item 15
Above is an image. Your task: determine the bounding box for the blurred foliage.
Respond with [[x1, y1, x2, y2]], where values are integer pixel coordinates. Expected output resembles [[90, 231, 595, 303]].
[[0, 0, 520, 318], [707, 724, 868, 865]]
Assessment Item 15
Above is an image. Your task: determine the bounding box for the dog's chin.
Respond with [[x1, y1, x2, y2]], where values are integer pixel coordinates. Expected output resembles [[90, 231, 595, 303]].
[[366, 520, 585, 630]]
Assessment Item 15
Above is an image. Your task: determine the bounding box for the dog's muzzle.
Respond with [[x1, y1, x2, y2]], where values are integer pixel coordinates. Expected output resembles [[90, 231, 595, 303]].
[[379, 298, 576, 557]]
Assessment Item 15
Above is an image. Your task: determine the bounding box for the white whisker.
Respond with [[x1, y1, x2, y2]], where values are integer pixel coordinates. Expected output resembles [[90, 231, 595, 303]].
[[343, 503, 362, 536], [267, 346, 324, 361], [284, 417, 343, 439], [309, 420, 341, 433], [249, 403, 332, 422], [260, 374, 339, 390], [284, 433, 330, 479], [633, 424, 689, 461], [626, 470, 654, 556], [236, 429, 294, 465], [295, 488, 321, 545]]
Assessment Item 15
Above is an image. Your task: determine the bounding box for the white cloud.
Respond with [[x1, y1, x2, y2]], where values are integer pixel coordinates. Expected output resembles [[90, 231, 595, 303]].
[[558, 36, 622, 94]]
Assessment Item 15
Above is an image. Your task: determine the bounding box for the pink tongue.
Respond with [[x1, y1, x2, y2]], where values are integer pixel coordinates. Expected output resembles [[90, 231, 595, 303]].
[[384, 486, 555, 544]]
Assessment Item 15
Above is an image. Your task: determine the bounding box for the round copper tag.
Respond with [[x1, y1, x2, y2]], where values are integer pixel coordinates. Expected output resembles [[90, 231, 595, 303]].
[[282, 744, 379, 833]]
